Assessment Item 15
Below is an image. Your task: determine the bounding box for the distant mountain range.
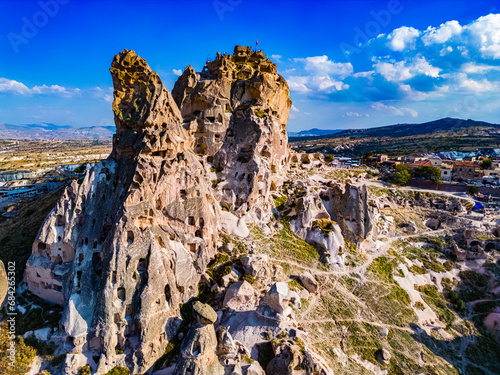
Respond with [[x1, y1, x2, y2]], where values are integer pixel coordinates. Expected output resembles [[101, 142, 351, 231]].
[[326, 117, 500, 139], [287, 128, 345, 137], [290, 118, 500, 157], [2, 118, 499, 142], [0, 123, 115, 140], [0, 123, 345, 140]]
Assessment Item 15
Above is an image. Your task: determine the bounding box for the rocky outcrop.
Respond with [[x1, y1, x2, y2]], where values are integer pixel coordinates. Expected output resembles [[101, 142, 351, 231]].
[[259, 282, 300, 320], [240, 254, 272, 285], [299, 272, 318, 294], [266, 341, 333, 375], [23, 46, 293, 374], [289, 193, 345, 267], [223, 280, 257, 311], [174, 302, 224, 375], [173, 46, 292, 223], [24, 50, 220, 374], [321, 183, 377, 243]]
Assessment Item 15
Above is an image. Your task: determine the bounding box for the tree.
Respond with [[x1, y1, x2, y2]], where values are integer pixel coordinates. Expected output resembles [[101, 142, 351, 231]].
[[480, 158, 492, 169], [412, 166, 441, 182], [0, 323, 36, 375], [74, 164, 87, 174], [324, 154, 334, 163], [392, 164, 411, 186], [363, 151, 375, 165], [469, 186, 479, 195]]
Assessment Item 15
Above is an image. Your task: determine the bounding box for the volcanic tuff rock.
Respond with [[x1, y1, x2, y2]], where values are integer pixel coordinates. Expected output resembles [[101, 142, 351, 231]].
[[174, 302, 224, 375], [24, 46, 292, 374], [173, 46, 291, 223], [321, 182, 377, 242]]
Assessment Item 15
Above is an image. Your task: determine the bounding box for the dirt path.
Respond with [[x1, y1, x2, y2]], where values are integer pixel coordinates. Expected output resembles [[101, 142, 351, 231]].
[[301, 318, 414, 333]]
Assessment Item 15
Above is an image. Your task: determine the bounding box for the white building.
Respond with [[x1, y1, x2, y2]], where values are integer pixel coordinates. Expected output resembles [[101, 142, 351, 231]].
[[440, 166, 452, 182]]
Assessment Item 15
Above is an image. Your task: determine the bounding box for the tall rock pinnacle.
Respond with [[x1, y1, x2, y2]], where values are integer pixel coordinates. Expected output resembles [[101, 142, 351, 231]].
[[24, 46, 292, 373], [173, 46, 292, 222]]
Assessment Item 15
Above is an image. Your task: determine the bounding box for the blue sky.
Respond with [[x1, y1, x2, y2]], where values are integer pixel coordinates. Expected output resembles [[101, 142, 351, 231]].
[[0, 0, 499, 131]]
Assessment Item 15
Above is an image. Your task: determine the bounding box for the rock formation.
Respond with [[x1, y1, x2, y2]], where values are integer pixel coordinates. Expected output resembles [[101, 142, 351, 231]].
[[173, 46, 291, 223], [289, 193, 345, 266], [23, 46, 292, 374], [321, 182, 377, 242], [174, 302, 224, 375]]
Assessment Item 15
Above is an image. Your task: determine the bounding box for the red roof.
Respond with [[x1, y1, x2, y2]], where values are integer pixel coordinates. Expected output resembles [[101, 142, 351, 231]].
[[408, 160, 433, 168], [454, 161, 476, 167]]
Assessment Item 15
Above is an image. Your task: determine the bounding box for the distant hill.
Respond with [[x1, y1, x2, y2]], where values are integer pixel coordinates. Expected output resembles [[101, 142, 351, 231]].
[[329, 118, 500, 139], [0, 123, 115, 140], [288, 128, 345, 137], [290, 118, 500, 157]]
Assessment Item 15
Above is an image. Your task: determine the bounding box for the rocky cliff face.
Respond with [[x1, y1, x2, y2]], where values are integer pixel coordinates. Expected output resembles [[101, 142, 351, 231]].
[[24, 47, 292, 374], [173, 46, 291, 222], [321, 182, 377, 243]]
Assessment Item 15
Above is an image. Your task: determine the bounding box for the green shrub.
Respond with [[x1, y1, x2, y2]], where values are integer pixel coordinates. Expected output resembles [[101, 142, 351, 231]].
[[392, 164, 411, 186], [273, 195, 288, 211], [414, 301, 425, 310], [74, 164, 87, 174], [409, 265, 427, 275], [104, 366, 130, 375], [78, 365, 91, 375], [324, 154, 334, 163], [254, 109, 266, 118], [242, 274, 256, 284], [311, 218, 337, 235], [51, 354, 66, 367], [0, 324, 36, 375], [368, 257, 395, 284]]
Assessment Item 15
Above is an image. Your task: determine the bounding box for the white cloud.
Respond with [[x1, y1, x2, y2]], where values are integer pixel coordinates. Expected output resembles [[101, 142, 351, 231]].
[[0, 78, 30, 95], [422, 20, 462, 45], [271, 54, 282, 62], [375, 61, 413, 81], [291, 105, 300, 112], [439, 46, 453, 56], [456, 73, 498, 92], [344, 111, 369, 118], [374, 56, 441, 82], [466, 14, 500, 59], [293, 56, 353, 78], [387, 26, 420, 51], [287, 76, 312, 93], [286, 55, 352, 94], [172, 69, 183, 76], [353, 71, 374, 78], [287, 75, 348, 94], [461, 63, 500, 74], [371, 102, 418, 117], [92, 87, 113, 103], [32, 85, 76, 97], [0, 78, 80, 97], [0, 78, 115, 102]]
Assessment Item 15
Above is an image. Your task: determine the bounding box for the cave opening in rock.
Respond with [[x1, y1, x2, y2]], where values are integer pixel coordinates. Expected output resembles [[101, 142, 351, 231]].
[[117, 287, 126, 301]]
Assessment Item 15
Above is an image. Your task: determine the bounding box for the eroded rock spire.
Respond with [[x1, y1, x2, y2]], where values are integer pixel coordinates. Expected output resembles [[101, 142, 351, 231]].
[[24, 46, 293, 373]]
